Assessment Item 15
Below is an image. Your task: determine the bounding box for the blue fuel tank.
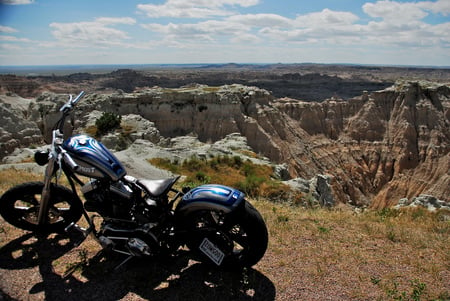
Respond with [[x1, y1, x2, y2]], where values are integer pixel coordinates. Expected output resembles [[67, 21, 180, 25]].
[[63, 135, 126, 181]]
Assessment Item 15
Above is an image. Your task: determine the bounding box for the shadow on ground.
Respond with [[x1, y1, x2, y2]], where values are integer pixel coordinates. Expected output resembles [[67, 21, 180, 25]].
[[0, 232, 275, 301]]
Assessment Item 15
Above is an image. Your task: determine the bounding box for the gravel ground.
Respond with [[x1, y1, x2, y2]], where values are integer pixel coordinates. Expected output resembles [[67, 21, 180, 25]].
[[0, 224, 276, 301], [3, 215, 448, 301]]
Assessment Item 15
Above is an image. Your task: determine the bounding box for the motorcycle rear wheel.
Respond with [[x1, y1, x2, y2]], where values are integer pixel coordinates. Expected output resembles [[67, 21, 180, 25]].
[[184, 201, 268, 269], [0, 182, 83, 233]]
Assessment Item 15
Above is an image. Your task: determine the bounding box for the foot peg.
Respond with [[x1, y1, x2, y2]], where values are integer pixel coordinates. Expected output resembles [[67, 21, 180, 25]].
[[98, 235, 114, 250]]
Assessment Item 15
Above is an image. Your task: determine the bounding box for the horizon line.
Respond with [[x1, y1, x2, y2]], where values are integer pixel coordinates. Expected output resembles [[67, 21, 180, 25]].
[[1, 62, 450, 69]]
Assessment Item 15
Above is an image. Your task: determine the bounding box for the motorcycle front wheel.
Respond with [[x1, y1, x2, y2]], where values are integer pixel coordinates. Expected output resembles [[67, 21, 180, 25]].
[[183, 201, 268, 269], [0, 182, 83, 233]]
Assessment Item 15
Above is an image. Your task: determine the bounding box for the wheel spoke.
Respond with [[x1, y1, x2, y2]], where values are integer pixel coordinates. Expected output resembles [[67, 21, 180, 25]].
[[227, 225, 249, 252], [12, 199, 71, 225], [54, 207, 71, 212], [13, 206, 34, 211], [23, 194, 40, 205]]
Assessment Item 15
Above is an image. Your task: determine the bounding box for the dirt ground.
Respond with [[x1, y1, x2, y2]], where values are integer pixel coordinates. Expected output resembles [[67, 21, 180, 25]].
[[0, 222, 276, 301], [1, 208, 449, 301]]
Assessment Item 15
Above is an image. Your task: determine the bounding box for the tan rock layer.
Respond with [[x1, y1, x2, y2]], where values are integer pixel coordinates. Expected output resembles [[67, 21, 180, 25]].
[[87, 82, 448, 205], [2, 81, 449, 206]]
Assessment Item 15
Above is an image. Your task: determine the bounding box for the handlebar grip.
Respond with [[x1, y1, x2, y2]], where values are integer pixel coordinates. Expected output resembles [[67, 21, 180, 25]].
[[72, 91, 85, 105]]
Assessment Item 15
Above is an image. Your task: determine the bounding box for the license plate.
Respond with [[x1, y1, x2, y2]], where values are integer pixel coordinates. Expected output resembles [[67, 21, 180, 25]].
[[199, 238, 225, 266]]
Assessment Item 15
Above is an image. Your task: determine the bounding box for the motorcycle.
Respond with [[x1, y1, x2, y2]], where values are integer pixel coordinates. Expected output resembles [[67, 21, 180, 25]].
[[0, 91, 268, 270]]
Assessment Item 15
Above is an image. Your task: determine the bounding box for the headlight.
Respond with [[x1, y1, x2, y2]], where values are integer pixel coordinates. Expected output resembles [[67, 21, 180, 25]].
[[34, 150, 49, 166]]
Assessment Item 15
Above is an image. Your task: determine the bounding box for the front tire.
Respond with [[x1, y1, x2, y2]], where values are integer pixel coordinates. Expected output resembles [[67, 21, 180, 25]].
[[182, 201, 268, 269], [0, 182, 83, 233]]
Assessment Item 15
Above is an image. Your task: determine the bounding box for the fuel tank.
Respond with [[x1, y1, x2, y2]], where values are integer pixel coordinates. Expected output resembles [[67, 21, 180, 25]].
[[63, 135, 126, 181]]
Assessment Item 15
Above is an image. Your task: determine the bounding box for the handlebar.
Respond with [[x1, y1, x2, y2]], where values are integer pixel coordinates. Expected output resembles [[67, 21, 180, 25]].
[[60, 91, 85, 113], [53, 91, 85, 132]]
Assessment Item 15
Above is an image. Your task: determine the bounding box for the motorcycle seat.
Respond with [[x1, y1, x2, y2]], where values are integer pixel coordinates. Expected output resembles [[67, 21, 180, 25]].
[[137, 176, 180, 197]]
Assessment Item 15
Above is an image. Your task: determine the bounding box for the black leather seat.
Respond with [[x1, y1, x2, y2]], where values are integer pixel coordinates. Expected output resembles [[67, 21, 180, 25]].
[[137, 176, 180, 197]]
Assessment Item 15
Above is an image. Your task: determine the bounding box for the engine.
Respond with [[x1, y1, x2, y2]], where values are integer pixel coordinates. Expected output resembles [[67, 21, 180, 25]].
[[81, 179, 134, 219], [81, 178, 162, 224], [81, 179, 167, 258]]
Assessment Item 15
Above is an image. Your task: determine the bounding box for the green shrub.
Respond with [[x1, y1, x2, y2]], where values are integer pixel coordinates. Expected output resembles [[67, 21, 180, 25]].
[[182, 156, 204, 172], [95, 112, 122, 136], [236, 174, 265, 197], [194, 171, 210, 184]]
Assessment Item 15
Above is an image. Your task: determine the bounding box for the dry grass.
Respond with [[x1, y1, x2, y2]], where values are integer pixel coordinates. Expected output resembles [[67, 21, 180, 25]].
[[149, 155, 292, 202], [0, 167, 449, 300], [0, 168, 43, 192], [256, 200, 450, 300]]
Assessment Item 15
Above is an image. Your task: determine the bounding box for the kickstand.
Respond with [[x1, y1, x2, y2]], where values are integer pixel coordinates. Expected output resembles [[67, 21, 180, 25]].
[[114, 255, 134, 271]]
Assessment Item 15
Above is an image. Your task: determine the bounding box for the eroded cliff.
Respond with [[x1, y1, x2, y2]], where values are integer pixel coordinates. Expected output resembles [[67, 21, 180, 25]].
[[1, 81, 449, 206]]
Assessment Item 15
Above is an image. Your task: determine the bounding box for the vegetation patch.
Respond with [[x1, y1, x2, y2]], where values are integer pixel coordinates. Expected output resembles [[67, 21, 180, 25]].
[[95, 112, 122, 136], [149, 155, 292, 200]]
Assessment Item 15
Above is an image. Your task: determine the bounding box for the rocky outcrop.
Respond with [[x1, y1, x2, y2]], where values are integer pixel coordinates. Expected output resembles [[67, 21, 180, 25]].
[[1, 81, 449, 207], [268, 81, 450, 206], [0, 95, 43, 158], [395, 194, 450, 211], [75, 84, 283, 162], [0, 75, 41, 98]]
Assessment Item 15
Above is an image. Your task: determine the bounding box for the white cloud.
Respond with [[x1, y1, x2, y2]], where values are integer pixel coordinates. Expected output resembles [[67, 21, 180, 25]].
[[50, 17, 136, 47], [0, 43, 23, 51], [2, 0, 449, 66], [230, 32, 261, 43], [295, 8, 359, 27], [363, 1, 428, 24], [253, 3, 450, 51], [0, 25, 18, 33], [227, 14, 293, 28], [95, 17, 136, 25], [0, 35, 30, 42], [257, 9, 361, 44], [0, 0, 34, 5], [358, 1, 450, 49], [141, 13, 292, 46], [140, 1, 450, 54], [142, 20, 245, 42], [417, 0, 450, 16], [188, 0, 259, 7], [137, 0, 259, 18]]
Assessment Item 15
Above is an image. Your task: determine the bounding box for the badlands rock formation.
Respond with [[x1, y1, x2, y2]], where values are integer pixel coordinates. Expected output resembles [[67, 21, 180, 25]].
[[272, 82, 450, 207], [0, 81, 449, 207]]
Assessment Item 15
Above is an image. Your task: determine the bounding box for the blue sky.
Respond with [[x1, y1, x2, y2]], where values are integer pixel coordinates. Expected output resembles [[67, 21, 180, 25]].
[[0, 0, 449, 66]]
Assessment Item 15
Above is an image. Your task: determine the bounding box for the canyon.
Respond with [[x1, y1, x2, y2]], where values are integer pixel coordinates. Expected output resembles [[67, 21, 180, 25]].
[[0, 65, 449, 207]]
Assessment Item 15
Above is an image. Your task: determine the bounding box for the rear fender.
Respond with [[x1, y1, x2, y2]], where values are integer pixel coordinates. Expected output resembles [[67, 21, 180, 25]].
[[175, 184, 245, 218]]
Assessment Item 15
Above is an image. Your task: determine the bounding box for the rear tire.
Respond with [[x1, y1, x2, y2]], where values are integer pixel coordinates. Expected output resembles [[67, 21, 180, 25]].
[[0, 182, 83, 233], [182, 201, 268, 269]]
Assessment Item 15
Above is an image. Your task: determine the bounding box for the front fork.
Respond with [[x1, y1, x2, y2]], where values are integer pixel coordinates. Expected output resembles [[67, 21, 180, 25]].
[[37, 157, 57, 225], [38, 156, 97, 245]]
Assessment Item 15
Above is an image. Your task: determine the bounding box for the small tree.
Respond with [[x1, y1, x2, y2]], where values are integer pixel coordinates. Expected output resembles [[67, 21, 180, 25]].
[[95, 112, 122, 136]]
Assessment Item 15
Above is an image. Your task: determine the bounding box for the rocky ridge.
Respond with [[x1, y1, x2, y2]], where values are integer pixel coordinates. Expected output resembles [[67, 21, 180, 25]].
[[0, 81, 449, 208]]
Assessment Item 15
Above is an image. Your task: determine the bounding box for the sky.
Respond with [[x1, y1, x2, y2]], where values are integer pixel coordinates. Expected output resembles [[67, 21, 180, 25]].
[[0, 0, 449, 66]]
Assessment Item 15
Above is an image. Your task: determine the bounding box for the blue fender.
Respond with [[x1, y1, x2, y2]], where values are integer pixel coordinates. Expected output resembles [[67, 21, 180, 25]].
[[175, 184, 245, 217]]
